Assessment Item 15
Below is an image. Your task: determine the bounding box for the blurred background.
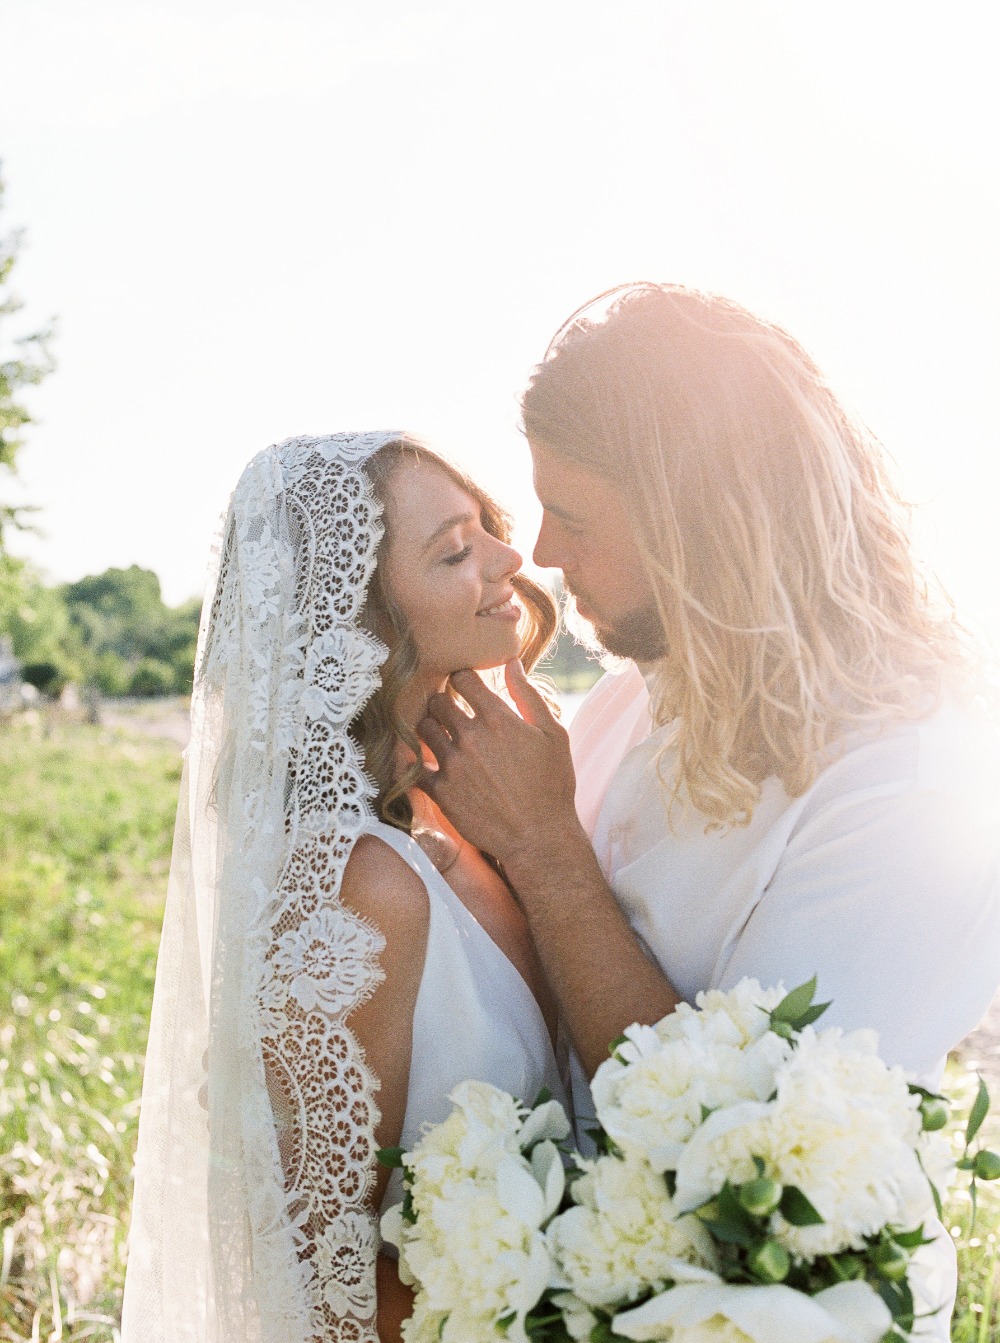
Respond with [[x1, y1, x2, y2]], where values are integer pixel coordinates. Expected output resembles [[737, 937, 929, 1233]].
[[1, 3, 998, 1339]]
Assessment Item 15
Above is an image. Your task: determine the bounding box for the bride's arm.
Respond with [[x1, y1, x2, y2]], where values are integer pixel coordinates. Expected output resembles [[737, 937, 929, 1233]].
[[376, 1256, 416, 1343], [340, 836, 431, 1337], [340, 836, 430, 1207]]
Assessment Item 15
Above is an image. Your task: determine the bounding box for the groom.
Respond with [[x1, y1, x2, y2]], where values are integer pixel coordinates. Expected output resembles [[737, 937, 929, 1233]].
[[418, 283, 1000, 1091]]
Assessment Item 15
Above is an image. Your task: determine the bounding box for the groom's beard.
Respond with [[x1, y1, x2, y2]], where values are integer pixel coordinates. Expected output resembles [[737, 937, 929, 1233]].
[[564, 590, 668, 663]]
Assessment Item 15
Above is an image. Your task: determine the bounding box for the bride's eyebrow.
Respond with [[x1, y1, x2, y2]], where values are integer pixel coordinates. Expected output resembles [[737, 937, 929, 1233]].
[[421, 510, 477, 552]]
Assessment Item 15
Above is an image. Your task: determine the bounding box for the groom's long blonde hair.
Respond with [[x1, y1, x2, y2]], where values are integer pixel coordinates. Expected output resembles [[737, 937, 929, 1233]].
[[522, 283, 971, 827]]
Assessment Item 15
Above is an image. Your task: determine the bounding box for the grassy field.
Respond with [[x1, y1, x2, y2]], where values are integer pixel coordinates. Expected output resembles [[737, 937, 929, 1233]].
[[0, 714, 997, 1340], [0, 715, 177, 1341]]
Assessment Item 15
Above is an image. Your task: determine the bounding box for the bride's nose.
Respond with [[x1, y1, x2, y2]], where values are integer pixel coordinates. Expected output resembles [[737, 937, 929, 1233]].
[[485, 536, 522, 580]]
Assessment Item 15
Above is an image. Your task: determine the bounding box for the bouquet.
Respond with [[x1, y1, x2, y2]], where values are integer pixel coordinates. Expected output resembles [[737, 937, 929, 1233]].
[[381, 978, 999, 1343]]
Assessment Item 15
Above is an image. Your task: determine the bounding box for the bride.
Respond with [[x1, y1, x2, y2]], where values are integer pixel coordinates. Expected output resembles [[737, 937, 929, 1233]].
[[120, 432, 567, 1343]]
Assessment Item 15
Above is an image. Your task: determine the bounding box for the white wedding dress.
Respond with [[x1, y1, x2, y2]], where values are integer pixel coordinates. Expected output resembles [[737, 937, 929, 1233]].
[[363, 820, 567, 1219]]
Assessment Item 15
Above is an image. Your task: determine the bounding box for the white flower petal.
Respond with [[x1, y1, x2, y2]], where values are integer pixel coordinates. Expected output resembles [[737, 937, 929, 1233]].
[[496, 1155, 545, 1228], [613, 1281, 890, 1343], [519, 1099, 571, 1148], [813, 1281, 896, 1343], [379, 1203, 404, 1249], [530, 1140, 566, 1219]]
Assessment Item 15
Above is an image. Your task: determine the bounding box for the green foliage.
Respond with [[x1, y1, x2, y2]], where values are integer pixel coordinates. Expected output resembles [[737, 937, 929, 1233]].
[[537, 628, 603, 694], [945, 1063, 1000, 1342], [0, 164, 55, 551], [1, 556, 85, 675], [1, 559, 201, 698], [127, 657, 177, 698]]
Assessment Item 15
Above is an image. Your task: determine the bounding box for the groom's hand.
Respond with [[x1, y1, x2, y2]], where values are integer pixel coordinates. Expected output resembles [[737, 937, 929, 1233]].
[[417, 660, 581, 865]]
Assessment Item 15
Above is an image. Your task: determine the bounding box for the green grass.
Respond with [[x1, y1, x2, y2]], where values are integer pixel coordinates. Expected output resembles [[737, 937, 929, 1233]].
[[0, 716, 178, 1341], [945, 1064, 1000, 1342], [0, 713, 997, 1340]]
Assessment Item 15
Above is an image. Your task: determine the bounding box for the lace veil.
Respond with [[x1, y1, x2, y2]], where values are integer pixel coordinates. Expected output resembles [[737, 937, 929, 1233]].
[[121, 432, 402, 1343]]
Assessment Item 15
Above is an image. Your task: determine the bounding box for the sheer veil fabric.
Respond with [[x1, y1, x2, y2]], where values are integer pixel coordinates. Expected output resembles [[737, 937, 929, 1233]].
[[121, 433, 404, 1343]]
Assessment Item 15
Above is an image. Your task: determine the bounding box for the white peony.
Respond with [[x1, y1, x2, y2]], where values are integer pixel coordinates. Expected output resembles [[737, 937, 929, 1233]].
[[547, 1154, 714, 1308], [674, 1026, 935, 1259], [592, 983, 790, 1173], [662, 982, 789, 1049], [381, 1082, 570, 1343]]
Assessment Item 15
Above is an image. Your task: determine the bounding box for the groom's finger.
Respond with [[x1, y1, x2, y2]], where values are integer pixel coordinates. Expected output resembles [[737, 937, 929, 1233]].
[[424, 693, 470, 738], [449, 670, 514, 722], [505, 659, 561, 732], [417, 715, 453, 763]]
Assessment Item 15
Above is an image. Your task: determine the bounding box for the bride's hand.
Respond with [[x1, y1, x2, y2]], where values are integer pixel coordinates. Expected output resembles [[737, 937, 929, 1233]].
[[417, 660, 582, 866]]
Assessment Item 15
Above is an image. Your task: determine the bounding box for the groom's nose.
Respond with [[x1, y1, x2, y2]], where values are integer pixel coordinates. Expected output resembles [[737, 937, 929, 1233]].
[[532, 512, 562, 571]]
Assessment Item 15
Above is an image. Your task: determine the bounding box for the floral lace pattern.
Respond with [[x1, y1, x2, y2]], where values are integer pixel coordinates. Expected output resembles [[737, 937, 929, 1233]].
[[198, 432, 401, 1342]]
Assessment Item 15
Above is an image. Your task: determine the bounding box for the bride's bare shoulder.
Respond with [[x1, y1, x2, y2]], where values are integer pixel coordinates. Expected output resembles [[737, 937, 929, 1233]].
[[339, 831, 430, 935]]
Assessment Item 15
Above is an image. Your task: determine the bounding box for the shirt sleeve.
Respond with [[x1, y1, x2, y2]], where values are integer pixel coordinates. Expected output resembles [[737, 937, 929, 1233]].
[[715, 781, 1000, 1084]]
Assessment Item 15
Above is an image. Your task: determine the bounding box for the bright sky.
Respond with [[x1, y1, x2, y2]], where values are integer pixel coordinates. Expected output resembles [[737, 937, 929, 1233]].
[[2, 1, 998, 648]]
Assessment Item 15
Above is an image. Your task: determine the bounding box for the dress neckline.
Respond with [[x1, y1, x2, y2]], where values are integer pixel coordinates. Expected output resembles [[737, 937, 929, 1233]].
[[365, 818, 555, 1049]]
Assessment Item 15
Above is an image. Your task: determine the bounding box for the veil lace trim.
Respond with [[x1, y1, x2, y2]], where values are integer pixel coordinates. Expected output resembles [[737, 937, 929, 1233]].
[[122, 432, 401, 1343]]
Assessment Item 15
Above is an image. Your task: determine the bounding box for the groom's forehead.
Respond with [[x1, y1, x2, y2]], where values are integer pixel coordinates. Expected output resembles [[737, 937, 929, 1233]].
[[531, 445, 613, 517]]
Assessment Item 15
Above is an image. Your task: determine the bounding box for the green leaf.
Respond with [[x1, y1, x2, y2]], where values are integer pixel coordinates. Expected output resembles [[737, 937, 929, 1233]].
[[402, 1190, 416, 1225], [771, 976, 818, 1022], [829, 1253, 864, 1281], [779, 1185, 824, 1226], [376, 1145, 405, 1169], [929, 1177, 943, 1220], [875, 1277, 914, 1332], [965, 1075, 990, 1147], [793, 1003, 832, 1027], [894, 1226, 934, 1250], [608, 1034, 629, 1058], [532, 1086, 553, 1107], [700, 1183, 759, 1248], [769, 976, 833, 1035], [908, 1083, 946, 1103], [871, 1242, 910, 1282], [589, 1321, 621, 1343]]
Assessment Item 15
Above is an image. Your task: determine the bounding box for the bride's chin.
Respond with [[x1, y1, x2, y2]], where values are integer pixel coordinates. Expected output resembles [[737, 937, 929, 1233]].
[[461, 639, 524, 675]]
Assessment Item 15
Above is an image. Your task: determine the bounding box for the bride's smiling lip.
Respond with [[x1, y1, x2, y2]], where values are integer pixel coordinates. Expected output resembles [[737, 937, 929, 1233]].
[[476, 590, 520, 619]]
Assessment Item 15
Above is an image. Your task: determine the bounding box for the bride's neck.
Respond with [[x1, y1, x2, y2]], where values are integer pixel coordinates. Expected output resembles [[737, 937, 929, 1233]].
[[391, 674, 462, 841], [393, 672, 448, 740]]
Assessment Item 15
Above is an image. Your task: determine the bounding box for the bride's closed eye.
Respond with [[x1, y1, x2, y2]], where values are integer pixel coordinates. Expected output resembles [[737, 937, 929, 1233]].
[[442, 545, 473, 566]]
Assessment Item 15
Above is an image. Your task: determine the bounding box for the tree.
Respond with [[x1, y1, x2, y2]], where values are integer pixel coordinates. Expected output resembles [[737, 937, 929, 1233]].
[[63, 565, 202, 695], [1, 161, 55, 553]]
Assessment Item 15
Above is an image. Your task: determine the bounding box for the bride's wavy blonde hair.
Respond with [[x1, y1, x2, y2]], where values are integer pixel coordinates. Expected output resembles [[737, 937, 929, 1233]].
[[353, 437, 557, 832], [522, 283, 971, 827]]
